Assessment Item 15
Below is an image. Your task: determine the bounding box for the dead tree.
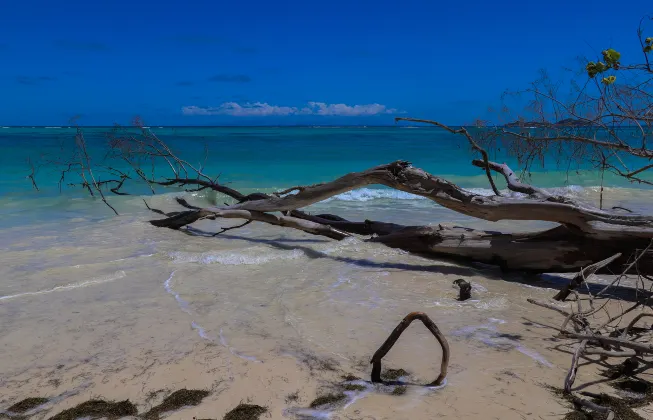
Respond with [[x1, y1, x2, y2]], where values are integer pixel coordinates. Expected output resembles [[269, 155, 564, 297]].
[[528, 244, 653, 418]]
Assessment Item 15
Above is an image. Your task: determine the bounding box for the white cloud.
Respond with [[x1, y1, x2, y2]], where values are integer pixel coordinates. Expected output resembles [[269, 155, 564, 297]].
[[306, 102, 395, 116], [182, 102, 297, 116], [182, 101, 397, 117]]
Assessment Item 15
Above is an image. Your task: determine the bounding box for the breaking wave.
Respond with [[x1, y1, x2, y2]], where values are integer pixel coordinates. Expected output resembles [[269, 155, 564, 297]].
[[320, 185, 597, 202]]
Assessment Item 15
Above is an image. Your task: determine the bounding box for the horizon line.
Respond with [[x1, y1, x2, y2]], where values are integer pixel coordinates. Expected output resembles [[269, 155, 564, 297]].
[[0, 124, 448, 128]]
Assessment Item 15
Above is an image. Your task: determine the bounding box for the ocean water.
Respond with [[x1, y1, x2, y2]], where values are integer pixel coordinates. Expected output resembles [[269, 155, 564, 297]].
[[2, 126, 651, 219], [1, 126, 651, 417]]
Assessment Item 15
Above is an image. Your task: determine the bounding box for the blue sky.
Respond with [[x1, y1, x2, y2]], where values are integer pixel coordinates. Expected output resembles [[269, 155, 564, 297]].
[[0, 0, 649, 125]]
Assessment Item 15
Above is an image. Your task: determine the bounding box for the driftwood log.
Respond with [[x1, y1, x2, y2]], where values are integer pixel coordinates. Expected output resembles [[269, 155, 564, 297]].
[[34, 125, 653, 276], [148, 160, 653, 275]]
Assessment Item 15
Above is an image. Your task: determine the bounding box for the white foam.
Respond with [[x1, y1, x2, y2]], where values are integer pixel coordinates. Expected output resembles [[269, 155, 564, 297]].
[[467, 184, 591, 198], [315, 185, 599, 203], [452, 324, 551, 367], [431, 297, 507, 310], [516, 346, 553, 367], [219, 328, 261, 362], [283, 408, 332, 419], [518, 283, 557, 292], [163, 273, 261, 362], [324, 188, 425, 202], [472, 283, 489, 293], [416, 378, 448, 394], [331, 275, 351, 288], [473, 297, 508, 310], [191, 321, 212, 340], [169, 248, 304, 265], [0, 271, 126, 302], [284, 381, 373, 419], [163, 271, 192, 315], [163, 271, 262, 363]]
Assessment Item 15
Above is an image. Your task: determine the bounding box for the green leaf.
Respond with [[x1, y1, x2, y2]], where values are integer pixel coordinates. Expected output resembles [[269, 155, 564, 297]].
[[602, 49, 621, 66], [646, 37, 653, 44], [586, 61, 608, 77], [645, 45, 653, 53], [601, 75, 617, 85]]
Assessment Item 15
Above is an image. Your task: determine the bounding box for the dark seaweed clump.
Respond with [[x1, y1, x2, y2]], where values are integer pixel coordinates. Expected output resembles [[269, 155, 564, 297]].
[[381, 369, 409, 381], [7, 398, 49, 414], [284, 391, 300, 404], [551, 389, 651, 420], [563, 411, 592, 420], [591, 394, 647, 420], [49, 400, 137, 420], [391, 386, 408, 396], [309, 393, 347, 409], [222, 404, 267, 420], [342, 384, 366, 392], [143, 389, 210, 420]]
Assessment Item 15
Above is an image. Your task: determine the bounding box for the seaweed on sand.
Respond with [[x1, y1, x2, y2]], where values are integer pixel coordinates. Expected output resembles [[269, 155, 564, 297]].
[[308, 393, 347, 409], [142, 389, 210, 420], [7, 398, 49, 414], [298, 352, 338, 373], [563, 411, 593, 420], [341, 384, 366, 392], [391, 386, 407, 396], [222, 404, 267, 420], [590, 394, 647, 420], [545, 385, 651, 420], [49, 400, 138, 420], [381, 368, 409, 381]]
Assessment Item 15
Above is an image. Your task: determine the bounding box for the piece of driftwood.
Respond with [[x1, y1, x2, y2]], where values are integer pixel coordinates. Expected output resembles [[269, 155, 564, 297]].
[[453, 279, 472, 301], [527, 242, 652, 418], [553, 253, 622, 301], [144, 160, 653, 274], [370, 312, 449, 386]]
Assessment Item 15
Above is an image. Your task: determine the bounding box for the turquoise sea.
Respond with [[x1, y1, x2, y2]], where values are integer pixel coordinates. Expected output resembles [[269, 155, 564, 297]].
[[2, 125, 650, 196]]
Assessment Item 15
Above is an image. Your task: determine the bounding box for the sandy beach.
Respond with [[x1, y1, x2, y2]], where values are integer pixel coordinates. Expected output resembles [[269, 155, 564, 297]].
[[2, 192, 651, 419]]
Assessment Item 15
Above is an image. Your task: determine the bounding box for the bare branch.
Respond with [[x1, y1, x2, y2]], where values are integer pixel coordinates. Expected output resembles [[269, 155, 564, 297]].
[[553, 253, 622, 301], [564, 340, 588, 393], [395, 117, 502, 196], [471, 159, 552, 197], [150, 209, 351, 240]]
